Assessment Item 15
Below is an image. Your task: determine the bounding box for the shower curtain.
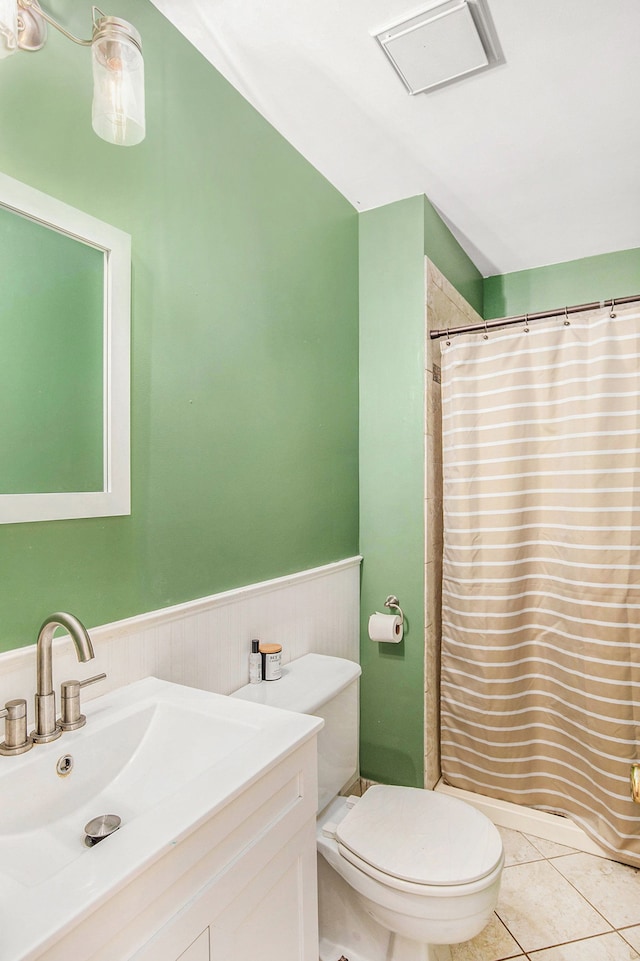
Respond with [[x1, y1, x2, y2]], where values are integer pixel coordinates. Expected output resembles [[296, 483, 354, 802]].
[[439, 305, 640, 865]]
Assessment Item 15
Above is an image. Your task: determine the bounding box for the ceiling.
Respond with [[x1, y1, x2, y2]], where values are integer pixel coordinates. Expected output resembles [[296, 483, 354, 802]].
[[150, 0, 640, 277]]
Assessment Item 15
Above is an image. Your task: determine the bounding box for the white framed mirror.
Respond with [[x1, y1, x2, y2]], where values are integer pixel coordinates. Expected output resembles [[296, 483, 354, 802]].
[[0, 172, 130, 524]]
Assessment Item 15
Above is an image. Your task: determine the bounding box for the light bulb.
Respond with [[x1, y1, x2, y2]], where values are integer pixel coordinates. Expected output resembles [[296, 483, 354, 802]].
[[91, 17, 145, 146], [0, 0, 17, 59]]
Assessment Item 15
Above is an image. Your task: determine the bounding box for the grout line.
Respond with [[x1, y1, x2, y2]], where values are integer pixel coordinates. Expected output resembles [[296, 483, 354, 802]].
[[459, 833, 640, 960], [618, 928, 640, 958], [544, 854, 616, 931], [494, 841, 607, 958], [522, 834, 576, 860], [497, 840, 640, 959], [491, 912, 529, 960], [492, 917, 530, 960], [527, 931, 640, 959]]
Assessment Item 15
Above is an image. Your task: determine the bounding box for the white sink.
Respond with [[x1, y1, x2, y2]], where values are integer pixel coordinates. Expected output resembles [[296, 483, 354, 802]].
[[0, 676, 321, 961]]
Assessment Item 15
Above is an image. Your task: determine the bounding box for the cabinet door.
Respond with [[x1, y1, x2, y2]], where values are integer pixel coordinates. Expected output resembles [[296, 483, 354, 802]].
[[210, 837, 318, 961]]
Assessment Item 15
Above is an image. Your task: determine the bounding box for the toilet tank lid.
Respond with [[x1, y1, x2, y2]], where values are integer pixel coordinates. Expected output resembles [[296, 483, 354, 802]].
[[231, 653, 361, 714]]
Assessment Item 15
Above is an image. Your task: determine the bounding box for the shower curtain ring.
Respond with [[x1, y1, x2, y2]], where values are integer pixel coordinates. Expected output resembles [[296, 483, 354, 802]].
[[610, 298, 616, 318], [483, 320, 489, 340], [446, 327, 451, 346], [564, 306, 570, 326], [523, 313, 529, 333]]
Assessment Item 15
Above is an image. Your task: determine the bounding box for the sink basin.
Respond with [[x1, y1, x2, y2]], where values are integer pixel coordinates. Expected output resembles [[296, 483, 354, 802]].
[[0, 676, 321, 961], [0, 693, 259, 886]]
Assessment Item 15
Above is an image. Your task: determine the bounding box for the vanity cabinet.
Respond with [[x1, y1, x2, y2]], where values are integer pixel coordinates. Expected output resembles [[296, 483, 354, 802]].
[[36, 738, 319, 961], [132, 817, 317, 961], [176, 827, 317, 961]]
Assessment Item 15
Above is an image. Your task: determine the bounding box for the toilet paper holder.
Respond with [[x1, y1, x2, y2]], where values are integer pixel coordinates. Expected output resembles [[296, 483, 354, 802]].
[[384, 595, 405, 627]]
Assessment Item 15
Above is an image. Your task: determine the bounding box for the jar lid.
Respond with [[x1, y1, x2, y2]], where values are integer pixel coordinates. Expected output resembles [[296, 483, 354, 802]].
[[259, 643, 282, 654]]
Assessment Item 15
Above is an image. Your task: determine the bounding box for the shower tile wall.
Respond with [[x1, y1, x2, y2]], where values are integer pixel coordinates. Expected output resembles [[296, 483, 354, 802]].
[[424, 260, 483, 788]]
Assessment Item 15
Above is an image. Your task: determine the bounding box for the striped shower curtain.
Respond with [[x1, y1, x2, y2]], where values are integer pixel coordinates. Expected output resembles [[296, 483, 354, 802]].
[[439, 305, 640, 865]]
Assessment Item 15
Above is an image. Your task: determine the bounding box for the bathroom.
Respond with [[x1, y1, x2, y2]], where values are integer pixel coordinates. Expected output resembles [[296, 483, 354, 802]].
[[0, 0, 639, 959]]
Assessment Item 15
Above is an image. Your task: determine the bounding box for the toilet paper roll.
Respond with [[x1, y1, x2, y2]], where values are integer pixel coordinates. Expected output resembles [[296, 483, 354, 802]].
[[368, 612, 403, 643]]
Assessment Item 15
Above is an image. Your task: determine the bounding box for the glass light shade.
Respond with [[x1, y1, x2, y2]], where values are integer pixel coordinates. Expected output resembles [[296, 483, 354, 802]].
[[0, 0, 17, 59], [91, 17, 145, 146]]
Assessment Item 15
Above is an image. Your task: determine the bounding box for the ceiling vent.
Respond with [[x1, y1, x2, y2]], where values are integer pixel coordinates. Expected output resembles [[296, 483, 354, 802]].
[[374, 0, 503, 95]]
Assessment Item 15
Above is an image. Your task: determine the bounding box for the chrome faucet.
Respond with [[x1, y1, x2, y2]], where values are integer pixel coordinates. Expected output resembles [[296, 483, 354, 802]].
[[32, 612, 95, 744]]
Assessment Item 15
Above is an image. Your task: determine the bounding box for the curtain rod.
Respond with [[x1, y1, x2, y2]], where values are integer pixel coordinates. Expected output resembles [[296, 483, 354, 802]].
[[429, 294, 640, 341]]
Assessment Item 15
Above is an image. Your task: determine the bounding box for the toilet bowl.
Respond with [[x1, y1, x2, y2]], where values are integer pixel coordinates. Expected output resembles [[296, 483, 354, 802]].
[[317, 787, 504, 959], [233, 654, 504, 961]]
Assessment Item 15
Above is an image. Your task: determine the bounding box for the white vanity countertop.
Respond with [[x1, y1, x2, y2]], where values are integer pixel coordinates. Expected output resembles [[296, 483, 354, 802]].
[[0, 676, 322, 961]]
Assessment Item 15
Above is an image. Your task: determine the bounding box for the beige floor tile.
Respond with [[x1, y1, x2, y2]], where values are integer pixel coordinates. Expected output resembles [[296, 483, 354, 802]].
[[552, 853, 640, 928], [496, 859, 611, 953], [621, 927, 640, 953], [528, 931, 640, 960], [525, 834, 578, 859], [450, 913, 523, 961], [498, 827, 545, 866]]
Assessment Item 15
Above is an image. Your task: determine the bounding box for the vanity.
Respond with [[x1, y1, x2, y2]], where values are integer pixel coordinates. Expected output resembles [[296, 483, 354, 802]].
[[0, 677, 322, 961]]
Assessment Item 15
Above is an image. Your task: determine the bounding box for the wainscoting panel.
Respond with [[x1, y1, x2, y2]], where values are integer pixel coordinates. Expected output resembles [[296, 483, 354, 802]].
[[0, 557, 361, 725]]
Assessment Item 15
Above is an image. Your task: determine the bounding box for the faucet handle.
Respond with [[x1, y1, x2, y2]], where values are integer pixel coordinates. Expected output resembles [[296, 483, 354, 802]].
[[59, 673, 107, 731], [0, 699, 34, 756]]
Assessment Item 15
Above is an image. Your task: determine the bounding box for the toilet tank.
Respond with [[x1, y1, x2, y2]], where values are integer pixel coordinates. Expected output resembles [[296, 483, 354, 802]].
[[232, 653, 361, 812]]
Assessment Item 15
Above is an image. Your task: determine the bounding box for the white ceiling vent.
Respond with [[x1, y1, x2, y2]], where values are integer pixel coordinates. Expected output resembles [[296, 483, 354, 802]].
[[374, 0, 502, 95]]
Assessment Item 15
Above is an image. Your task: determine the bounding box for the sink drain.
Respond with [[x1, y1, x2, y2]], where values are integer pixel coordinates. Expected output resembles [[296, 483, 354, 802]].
[[84, 814, 121, 847]]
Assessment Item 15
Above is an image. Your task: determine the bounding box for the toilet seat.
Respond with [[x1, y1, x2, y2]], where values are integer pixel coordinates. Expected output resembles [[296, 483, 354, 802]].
[[334, 785, 503, 889]]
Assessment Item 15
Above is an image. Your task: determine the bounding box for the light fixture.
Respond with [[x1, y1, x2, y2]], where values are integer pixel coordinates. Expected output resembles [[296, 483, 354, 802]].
[[0, 0, 145, 145]]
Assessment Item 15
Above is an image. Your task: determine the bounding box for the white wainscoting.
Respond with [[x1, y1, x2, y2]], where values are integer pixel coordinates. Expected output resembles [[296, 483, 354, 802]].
[[0, 557, 362, 726]]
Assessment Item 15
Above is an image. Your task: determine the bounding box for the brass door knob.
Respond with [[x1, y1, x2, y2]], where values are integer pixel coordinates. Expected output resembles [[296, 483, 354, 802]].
[[631, 763, 640, 803]]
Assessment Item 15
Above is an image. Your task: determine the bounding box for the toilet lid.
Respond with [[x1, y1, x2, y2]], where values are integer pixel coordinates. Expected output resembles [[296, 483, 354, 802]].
[[335, 785, 503, 886]]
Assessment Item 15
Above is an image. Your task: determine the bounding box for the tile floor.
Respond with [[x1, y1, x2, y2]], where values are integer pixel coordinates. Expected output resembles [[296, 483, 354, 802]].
[[451, 827, 640, 961]]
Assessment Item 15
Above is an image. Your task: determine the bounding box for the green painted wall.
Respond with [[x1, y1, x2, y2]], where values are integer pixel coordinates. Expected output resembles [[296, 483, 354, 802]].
[[0, 0, 358, 651], [484, 246, 640, 318], [359, 197, 426, 787], [424, 197, 484, 316], [359, 196, 482, 787]]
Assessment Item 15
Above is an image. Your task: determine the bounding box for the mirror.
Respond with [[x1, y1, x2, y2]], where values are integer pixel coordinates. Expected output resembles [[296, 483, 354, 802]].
[[0, 172, 130, 524]]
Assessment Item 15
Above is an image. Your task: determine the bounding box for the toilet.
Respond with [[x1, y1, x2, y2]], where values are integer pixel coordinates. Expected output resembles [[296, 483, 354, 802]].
[[233, 653, 504, 961]]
